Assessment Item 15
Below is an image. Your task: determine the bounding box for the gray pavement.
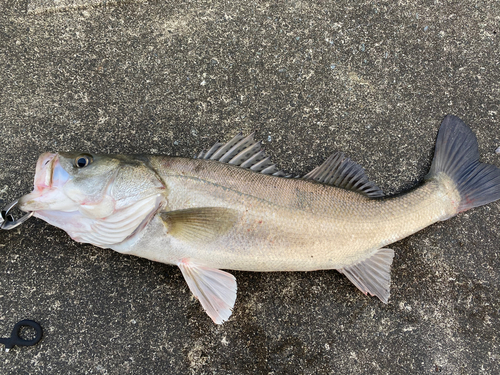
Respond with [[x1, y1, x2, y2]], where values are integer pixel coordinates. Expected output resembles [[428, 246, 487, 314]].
[[1, 0, 499, 373]]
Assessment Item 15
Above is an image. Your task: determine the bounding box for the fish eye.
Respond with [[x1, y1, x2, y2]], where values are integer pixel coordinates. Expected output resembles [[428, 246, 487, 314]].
[[74, 154, 93, 168]]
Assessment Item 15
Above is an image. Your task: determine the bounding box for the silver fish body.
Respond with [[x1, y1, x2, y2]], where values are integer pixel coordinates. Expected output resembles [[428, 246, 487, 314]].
[[119, 157, 458, 272], [19, 115, 500, 323]]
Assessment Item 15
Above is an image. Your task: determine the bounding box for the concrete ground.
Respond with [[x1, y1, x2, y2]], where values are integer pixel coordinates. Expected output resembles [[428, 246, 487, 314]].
[[1, 0, 499, 373]]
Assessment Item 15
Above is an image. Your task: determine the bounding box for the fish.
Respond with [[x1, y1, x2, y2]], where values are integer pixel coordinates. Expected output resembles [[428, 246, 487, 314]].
[[19, 115, 500, 324]]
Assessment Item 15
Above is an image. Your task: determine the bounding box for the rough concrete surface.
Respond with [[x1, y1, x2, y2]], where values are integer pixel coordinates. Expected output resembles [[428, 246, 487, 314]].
[[0, 0, 499, 373]]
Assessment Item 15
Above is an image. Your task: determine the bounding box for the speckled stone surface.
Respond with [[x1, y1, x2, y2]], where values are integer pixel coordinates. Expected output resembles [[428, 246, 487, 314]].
[[1, 0, 499, 373], [27, 0, 145, 14]]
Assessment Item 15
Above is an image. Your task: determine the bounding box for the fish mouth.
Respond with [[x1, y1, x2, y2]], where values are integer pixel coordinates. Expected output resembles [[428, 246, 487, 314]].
[[19, 153, 76, 212], [33, 153, 58, 190]]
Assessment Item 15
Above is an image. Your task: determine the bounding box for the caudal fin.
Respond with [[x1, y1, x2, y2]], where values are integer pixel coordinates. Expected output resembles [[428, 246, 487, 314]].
[[426, 115, 500, 212]]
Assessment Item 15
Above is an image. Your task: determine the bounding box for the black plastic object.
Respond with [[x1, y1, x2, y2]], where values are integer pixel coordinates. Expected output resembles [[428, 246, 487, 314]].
[[0, 320, 43, 352]]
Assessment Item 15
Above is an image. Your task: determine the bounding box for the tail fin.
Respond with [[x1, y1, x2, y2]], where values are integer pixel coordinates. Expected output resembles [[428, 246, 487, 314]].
[[426, 115, 500, 212]]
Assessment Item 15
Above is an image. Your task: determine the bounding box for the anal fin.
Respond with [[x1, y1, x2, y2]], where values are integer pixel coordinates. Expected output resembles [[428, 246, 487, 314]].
[[337, 248, 394, 303], [178, 260, 237, 324]]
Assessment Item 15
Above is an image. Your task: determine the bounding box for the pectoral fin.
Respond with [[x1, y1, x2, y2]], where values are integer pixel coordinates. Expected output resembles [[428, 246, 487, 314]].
[[337, 248, 394, 303], [178, 260, 237, 324], [160, 207, 238, 243]]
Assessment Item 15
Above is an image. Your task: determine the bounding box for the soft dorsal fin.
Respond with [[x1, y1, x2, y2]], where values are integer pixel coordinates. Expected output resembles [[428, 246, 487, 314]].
[[337, 248, 394, 303], [303, 152, 384, 198], [195, 133, 293, 177]]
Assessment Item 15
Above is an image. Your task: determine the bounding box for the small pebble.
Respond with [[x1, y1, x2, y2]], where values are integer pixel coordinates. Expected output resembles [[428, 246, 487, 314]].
[[496, 146, 500, 154]]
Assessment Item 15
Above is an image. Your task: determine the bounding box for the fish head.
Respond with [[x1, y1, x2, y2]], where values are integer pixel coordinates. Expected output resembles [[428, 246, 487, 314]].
[[19, 152, 166, 247]]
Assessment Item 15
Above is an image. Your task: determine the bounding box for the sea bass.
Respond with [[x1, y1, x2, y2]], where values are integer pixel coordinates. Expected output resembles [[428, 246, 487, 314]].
[[19, 115, 500, 324]]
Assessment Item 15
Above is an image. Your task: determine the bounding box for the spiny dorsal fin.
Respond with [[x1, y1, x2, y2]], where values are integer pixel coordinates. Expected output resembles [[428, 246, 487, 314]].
[[303, 152, 384, 198], [195, 133, 294, 177], [337, 248, 394, 303]]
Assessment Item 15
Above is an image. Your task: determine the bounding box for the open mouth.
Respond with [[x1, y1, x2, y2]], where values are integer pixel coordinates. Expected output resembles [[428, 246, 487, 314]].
[[34, 153, 58, 190], [19, 153, 74, 212]]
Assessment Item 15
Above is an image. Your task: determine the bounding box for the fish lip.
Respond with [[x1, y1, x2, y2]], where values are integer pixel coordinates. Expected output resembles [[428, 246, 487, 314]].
[[19, 153, 73, 212], [33, 152, 58, 191]]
